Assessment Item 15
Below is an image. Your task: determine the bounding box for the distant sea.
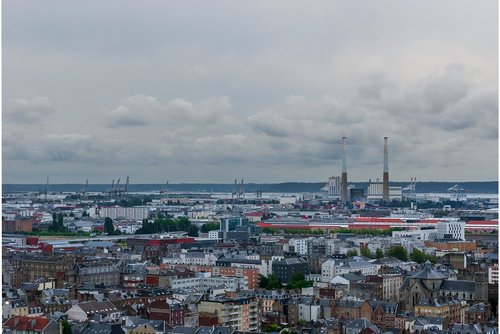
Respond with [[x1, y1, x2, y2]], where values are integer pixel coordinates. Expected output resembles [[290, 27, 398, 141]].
[[2, 181, 498, 194]]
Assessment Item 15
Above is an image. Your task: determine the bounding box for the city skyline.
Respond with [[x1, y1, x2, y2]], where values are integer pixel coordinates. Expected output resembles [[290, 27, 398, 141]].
[[3, 1, 498, 184]]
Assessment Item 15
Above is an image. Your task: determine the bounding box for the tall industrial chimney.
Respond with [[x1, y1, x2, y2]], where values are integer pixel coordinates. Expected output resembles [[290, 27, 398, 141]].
[[383, 137, 389, 202], [341, 137, 348, 203]]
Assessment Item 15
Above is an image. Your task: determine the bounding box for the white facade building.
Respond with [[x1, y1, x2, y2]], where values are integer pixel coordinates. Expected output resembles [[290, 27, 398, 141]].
[[437, 220, 465, 240], [321, 259, 337, 283], [392, 229, 437, 241], [335, 260, 379, 276], [298, 299, 321, 322], [170, 276, 245, 291], [289, 238, 308, 255], [488, 264, 498, 284], [323, 176, 341, 198], [367, 183, 402, 201], [162, 252, 219, 266], [99, 206, 149, 220]]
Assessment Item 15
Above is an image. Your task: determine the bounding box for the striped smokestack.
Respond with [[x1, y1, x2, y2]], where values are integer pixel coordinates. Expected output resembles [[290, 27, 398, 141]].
[[383, 136, 389, 202], [341, 136, 348, 203]]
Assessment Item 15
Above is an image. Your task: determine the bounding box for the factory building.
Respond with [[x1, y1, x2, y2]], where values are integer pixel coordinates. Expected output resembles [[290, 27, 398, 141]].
[[366, 182, 402, 202], [323, 176, 341, 198]]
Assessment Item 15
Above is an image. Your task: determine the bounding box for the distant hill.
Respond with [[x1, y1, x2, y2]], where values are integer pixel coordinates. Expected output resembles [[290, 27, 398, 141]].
[[2, 181, 498, 194]]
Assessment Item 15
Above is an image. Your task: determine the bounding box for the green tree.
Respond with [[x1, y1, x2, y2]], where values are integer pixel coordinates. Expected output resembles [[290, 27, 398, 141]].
[[346, 249, 358, 257], [264, 324, 280, 332], [385, 245, 409, 261], [375, 248, 384, 259], [61, 320, 72, 334], [360, 247, 372, 258], [201, 222, 220, 233], [258, 274, 269, 288], [266, 273, 283, 290], [286, 272, 313, 289], [49, 213, 66, 232], [104, 217, 115, 235], [187, 224, 199, 237], [410, 248, 427, 263]]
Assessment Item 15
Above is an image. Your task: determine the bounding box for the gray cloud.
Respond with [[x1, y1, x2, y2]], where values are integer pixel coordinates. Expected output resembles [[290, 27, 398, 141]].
[[2, 1, 497, 183], [4, 97, 53, 124]]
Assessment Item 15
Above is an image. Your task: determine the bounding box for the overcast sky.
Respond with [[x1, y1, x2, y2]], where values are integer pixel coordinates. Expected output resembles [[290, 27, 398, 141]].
[[3, 1, 498, 184]]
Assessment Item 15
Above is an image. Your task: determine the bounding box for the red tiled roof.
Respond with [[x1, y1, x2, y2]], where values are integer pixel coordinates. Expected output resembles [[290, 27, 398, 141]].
[[3, 316, 51, 331], [467, 220, 498, 225], [355, 217, 404, 223]]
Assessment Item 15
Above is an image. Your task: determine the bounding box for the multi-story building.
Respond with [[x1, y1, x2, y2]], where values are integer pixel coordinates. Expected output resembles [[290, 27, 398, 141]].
[[76, 258, 122, 286], [148, 298, 185, 326], [414, 298, 463, 324], [437, 220, 465, 240], [298, 297, 320, 322], [3, 316, 61, 334], [488, 264, 498, 284], [65, 300, 121, 323], [99, 206, 150, 220], [18, 254, 75, 288], [332, 299, 371, 320], [321, 259, 338, 283], [272, 257, 309, 284], [465, 302, 491, 325], [288, 238, 308, 255], [170, 275, 245, 291], [162, 252, 219, 267], [335, 259, 379, 276], [2, 300, 28, 320], [370, 301, 398, 330], [198, 296, 259, 332], [381, 273, 404, 301]]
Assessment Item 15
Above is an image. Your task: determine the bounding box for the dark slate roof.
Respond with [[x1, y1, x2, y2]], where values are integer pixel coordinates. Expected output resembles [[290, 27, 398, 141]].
[[440, 280, 475, 293], [340, 272, 365, 282], [400, 277, 411, 290], [467, 303, 488, 313], [421, 329, 448, 334], [370, 301, 398, 313], [372, 256, 402, 265], [131, 320, 172, 332], [412, 261, 447, 280], [449, 323, 496, 334], [79, 322, 112, 334], [335, 299, 365, 308], [414, 316, 445, 326], [197, 326, 215, 334], [77, 300, 118, 315], [345, 319, 376, 330], [212, 327, 232, 334]]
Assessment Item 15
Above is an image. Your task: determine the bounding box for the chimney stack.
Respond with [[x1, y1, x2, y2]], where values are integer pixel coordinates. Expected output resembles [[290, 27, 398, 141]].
[[383, 137, 389, 202], [341, 137, 348, 203]]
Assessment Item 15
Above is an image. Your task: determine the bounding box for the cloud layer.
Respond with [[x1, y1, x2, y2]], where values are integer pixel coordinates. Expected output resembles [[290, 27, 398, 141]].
[[3, 1, 497, 183]]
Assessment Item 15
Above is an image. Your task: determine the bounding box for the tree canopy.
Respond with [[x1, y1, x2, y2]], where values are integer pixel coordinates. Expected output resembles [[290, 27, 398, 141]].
[[346, 249, 358, 257], [135, 217, 197, 236], [286, 272, 313, 289], [385, 245, 409, 261]]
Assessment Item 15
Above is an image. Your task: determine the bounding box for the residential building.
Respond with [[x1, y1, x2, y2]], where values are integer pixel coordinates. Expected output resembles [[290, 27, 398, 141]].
[[197, 296, 259, 332], [65, 300, 121, 323], [3, 316, 60, 334], [272, 257, 309, 283], [148, 299, 185, 326]]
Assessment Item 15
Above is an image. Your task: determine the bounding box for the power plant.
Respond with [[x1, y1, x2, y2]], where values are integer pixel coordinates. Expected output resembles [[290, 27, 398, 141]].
[[340, 136, 348, 203], [383, 136, 390, 202], [323, 136, 402, 203]]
